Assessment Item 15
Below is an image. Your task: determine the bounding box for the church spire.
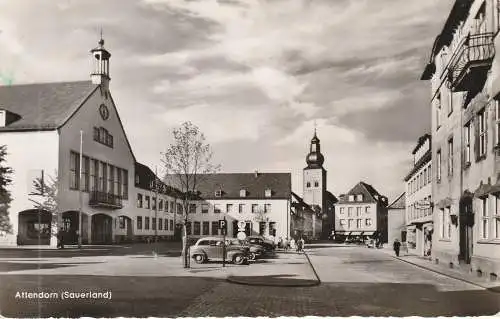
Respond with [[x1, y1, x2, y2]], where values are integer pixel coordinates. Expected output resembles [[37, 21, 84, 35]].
[[306, 125, 324, 168]]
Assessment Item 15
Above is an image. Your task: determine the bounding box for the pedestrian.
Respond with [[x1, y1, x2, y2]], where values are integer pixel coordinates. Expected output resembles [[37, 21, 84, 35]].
[[393, 238, 401, 257], [283, 237, 289, 252], [290, 238, 296, 251], [56, 227, 64, 249], [297, 237, 305, 253], [278, 237, 283, 249]]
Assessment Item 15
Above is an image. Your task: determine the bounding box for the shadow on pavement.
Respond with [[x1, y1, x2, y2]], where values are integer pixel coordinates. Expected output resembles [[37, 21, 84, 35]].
[[227, 274, 320, 287]]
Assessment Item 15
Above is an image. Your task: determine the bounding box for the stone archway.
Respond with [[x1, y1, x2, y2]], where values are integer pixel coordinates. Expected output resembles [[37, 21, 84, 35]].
[[116, 215, 133, 243], [17, 209, 52, 245], [91, 214, 113, 244]]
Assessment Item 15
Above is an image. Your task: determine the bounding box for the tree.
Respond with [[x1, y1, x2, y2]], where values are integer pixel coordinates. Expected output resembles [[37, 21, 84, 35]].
[[161, 122, 220, 268], [0, 145, 13, 235], [30, 171, 59, 242]]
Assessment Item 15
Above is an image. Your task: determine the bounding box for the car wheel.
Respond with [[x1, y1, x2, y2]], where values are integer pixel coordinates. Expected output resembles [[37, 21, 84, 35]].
[[193, 254, 206, 264], [233, 254, 245, 265], [249, 252, 257, 261]]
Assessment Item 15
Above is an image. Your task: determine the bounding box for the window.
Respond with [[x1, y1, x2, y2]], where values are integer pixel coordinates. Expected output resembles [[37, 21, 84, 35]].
[[339, 207, 345, 214], [251, 204, 258, 213], [356, 207, 362, 216], [481, 197, 488, 239], [189, 204, 196, 214], [226, 203, 233, 213], [152, 218, 156, 230], [306, 182, 311, 188], [464, 122, 471, 165], [158, 199, 163, 211], [152, 197, 157, 210], [348, 219, 354, 229], [145, 217, 150, 230], [265, 188, 272, 197], [214, 204, 221, 214], [356, 219, 362, 228], [448, 138, 453, 176], [177, 203, 183, 215], [495, 195, 500, 239], [169, 219, 173, 231], [137, 194, 143, 208], [264, 204, 271, 213], [314, 181, 319, 187], [211, 221, 219, 235], [436, 92, 442, 129], [496, 100, 500, 146], [348, 195, 355, 202], [89, 159, 96, 191], [137, 216, 142, 230], [240, 189, 247, 197], [122, 169, 128, 199], [428, 165, 432, 183], [348, 207, 353, 217], [202, 204, 209, 214], [108, 165, 114, 195], [239, 204, 245, 213], [259, 222, 266, 235], [339, 219, 346, 226], [159, 218, 163, 230], [365, 206, 370, 214], [82, 156, 89, 192], [215, 189, 223, 197], [186, 222, 192, 235], [170, 201, 174, 213], [165, 201, 169, 212], [202, 221, 210, 235], [478, 109, 487, 157], [436, 150, 442, 181], [445, 207, 451, 239], [366, 218, 372, 226], [69, 151, 79, 190], [145, 196, 150, 209], [117, 168, 122, 197], [93, 126, 113, 148], [193, 222, 201, 235], [356, 194, 363, 202]]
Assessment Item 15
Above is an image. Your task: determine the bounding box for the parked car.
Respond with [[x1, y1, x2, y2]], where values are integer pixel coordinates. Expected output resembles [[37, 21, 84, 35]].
[[226, 238, 266, 260], [189, 237, 249, 265], [246, 236, 276, 251]]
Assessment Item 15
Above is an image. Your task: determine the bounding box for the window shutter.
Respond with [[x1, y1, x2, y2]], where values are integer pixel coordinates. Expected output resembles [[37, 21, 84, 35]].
[[474, 117, 480, 162]]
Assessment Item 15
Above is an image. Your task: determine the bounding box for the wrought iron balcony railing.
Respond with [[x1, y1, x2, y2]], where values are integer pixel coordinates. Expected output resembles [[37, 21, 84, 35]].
[[448, 32, 495, 92], [89, 191, 123, 209]]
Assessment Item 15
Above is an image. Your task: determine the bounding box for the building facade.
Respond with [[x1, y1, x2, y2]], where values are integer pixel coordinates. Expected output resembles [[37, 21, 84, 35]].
[[404, 134, 433, 257], [387, 192, 406, 245], [421, 0, 500, 276], [334, 182, 388, 243]]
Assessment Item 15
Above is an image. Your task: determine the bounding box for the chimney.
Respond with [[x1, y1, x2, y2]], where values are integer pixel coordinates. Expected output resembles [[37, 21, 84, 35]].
[[254, 170, 259, 178]]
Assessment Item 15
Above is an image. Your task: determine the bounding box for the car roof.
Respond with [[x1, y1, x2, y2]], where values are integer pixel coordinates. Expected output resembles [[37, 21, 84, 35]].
[[196, 237, 224, 241]]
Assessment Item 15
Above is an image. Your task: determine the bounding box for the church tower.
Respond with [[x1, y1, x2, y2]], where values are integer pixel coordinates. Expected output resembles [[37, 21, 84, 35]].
[[303, 129, 327, 212], [90, 35, 111, 88]]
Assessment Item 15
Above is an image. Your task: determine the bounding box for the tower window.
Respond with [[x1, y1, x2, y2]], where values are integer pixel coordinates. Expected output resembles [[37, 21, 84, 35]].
[[306, 182, 311, 188]]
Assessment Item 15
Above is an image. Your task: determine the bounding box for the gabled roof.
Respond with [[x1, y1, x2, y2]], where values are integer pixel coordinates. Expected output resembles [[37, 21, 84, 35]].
[[135, 162, 183, 197], [0, 81, 98, 131], [388, 192, 406, 209], [166, 173, 291, 200], [338, 181, 387, 205]]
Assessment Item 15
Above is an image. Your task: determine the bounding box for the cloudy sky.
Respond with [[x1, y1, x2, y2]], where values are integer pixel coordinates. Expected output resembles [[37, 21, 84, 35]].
[[0, 0, 452, 201]]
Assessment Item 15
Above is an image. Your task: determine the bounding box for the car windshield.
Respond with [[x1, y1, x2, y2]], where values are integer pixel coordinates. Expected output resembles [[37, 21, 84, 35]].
[[226, 239, 242, 245]]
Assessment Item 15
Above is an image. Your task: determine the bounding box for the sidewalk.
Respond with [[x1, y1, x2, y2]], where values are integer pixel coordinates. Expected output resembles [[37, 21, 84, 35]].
[[380, 247, 500, 292], [226, 251, 320, 287]]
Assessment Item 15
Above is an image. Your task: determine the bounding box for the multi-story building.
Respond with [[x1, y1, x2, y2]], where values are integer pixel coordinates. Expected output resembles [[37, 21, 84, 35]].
[[290, 192, 323, 240], [387, 192, 406, 245], [404, 134, 433, 257], [421, 0, 500, 276], [173, 172, 292, 243], [334, 182, 388, 243]]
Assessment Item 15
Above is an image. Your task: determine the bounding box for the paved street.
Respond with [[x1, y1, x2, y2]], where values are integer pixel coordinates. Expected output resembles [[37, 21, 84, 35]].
[[0, 243, 499, 317]]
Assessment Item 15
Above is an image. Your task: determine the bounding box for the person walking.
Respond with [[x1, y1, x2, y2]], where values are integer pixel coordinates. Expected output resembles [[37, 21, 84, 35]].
[[56, 227, 65, 249], [393, 238, 401, 257], [297, 237, 305, 253], [283, 237, 289, 252]]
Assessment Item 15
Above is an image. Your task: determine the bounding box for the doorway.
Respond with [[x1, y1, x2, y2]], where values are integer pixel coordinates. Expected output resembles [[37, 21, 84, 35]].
[[459, 195, 474, 264]]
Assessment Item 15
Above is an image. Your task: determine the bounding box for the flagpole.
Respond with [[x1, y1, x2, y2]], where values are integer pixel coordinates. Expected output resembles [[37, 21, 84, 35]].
[[78, 130, 83, 248]]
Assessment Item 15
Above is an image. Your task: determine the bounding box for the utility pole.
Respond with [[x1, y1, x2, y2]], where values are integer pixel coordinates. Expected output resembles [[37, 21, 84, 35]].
[[78, 130, 83, 249], [154, 166, 159, 245]]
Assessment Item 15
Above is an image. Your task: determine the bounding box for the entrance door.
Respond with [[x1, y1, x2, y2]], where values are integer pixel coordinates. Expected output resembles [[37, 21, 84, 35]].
[[62, 211, 79, 244], [232, 220, 239, 238], [245, 222, 252, 236], [92, 214, 113, 244], [459, 198, 473, 264]]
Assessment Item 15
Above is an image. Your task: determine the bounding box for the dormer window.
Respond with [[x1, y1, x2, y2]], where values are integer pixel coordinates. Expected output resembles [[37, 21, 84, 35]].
[[356, 194, 363, 202], [348, 195, 355, 202], [215, 189, 223, 197], [135, 174, 140, 185], [265, 188, 272, 197], [240, 189, 247, 197]]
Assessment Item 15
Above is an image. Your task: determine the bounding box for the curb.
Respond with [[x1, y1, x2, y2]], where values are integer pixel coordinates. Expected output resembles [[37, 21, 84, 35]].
[[390, 255, 500, 293], [303, 250, 322, 286]]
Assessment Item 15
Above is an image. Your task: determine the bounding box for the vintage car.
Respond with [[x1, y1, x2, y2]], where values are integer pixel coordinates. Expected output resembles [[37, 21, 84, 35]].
[[189, 237, 249, 265], [225, 238, 266, 260], [246, 236, 276, 251]]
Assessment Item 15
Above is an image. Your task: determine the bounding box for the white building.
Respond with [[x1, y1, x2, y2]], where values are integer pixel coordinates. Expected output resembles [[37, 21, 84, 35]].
[[404, 134, 433, 257]]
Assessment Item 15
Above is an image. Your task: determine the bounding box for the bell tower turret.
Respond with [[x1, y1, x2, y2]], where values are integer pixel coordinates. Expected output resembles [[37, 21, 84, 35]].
[[90, 34, 111, 88]]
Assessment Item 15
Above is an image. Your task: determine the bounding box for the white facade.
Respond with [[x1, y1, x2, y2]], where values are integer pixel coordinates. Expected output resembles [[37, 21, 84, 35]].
[[335, 202, 378, 236]]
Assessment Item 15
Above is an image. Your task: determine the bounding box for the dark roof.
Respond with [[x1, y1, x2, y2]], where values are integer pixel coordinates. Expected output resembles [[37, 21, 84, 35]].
[[388, 192, 406, 209], [166, 173, 291, 200], [421, 0, 474, 80], [135, 162, 183, 197], [0, 81, 98, 131], [338, 181, 388, 205]]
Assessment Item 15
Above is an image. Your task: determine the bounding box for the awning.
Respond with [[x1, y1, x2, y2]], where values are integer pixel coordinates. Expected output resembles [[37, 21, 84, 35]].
[[363, 231, 375, 236], [350, 231, 362, 235], [474, 182, 500, 198]]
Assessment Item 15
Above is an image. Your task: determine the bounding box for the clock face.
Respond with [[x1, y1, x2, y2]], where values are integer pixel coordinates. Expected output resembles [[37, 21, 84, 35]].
[[99, 104, 109, 120]]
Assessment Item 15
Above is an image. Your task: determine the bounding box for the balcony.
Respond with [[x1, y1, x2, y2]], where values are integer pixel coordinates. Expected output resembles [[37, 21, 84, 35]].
[[448, 33, 495, 92], [89, 191, 123, 209]]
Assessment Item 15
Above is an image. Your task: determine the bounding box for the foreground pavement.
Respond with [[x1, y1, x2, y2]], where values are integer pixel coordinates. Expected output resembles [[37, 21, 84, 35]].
[[1, 243, 499, 317]]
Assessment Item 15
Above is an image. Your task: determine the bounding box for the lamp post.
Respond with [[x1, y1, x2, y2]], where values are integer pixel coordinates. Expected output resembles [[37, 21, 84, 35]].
[[78, 130, 83, 249]]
